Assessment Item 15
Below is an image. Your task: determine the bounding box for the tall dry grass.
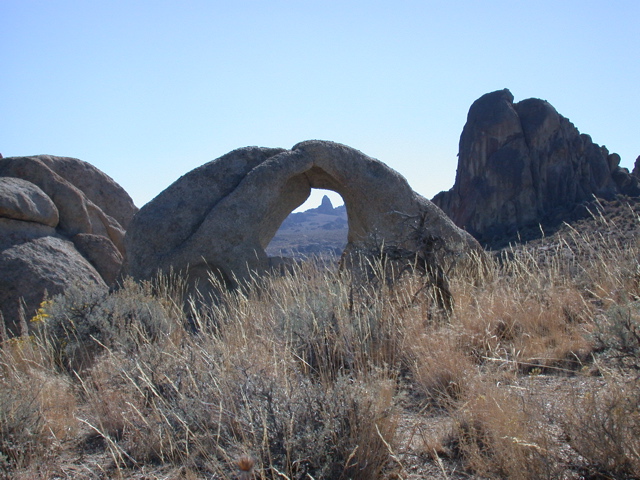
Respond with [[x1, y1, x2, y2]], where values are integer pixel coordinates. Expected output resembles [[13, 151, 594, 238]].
[[1, 207, 640, 478]]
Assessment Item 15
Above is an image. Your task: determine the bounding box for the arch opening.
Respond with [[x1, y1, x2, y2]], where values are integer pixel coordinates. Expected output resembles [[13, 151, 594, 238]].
[[266, 188, 348, 260], [124, 140, 480, 295]]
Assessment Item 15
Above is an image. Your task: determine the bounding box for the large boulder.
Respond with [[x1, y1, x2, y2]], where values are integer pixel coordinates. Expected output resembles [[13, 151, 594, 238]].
[[0, 220, 106, 335], [0, 156, 136, 251], [34, 155, 137, 229], [72, 233, 123, 286], [124, 140, 479, 293], [0, 155, 136, 334], [433, 89, 638, 244], [0, 177, 59, 226]]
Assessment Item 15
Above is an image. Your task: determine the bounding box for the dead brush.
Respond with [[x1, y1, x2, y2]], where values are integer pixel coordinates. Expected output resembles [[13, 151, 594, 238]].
[[0, 345, 76, 475], [591, 302, 640, 368], [0, 368, 45, 472], [210, 257, 417, 378], [406, 329, 475, 408], [41, 265, 402, 479], [559, 210, 640, 305], [235, 454, 255, 480], [446, 378, 559, 480], [508, 290, 593, 373], [6, 213, 640, 479], [451, 250, 595, 374], [558, 374, 640, 478]]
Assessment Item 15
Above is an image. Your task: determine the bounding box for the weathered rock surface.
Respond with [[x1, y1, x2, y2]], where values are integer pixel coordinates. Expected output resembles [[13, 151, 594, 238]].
[[0, 220, 106, 334], [125, 140, 479, 293], [632, 156, 640, 179], [433, 89, 639, 244], [0, 156, 135, 252], [72, 233, 124, 286], [0, 155, 136, 333], [0, 177, 59, 226], [35, 155, 137, 229]]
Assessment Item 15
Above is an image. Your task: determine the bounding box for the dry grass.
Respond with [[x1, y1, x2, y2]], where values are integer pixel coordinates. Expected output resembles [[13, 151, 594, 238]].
[[559, 374, 640, 478], [406, 330, 476, 408], [0, 343, 76, 475], [2, 204, 640, 479], [447, 378, 559, 480]]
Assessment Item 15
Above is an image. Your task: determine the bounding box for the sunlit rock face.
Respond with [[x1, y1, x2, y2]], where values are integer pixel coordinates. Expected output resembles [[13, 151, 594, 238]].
[[124, 140, 480, 293], [433, 89, 637, 244], [0, 155, 137, 335]]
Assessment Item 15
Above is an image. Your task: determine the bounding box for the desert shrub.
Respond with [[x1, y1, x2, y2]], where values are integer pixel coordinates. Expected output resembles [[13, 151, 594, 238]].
[[37, 279, 185, 372], [560, 375, 640, 478], [207, 260, 414, 378], [405, 329, 475, 407], [0, 370, 44, 473], [592, 302, 640, 367], [38, 264, 402, 478], [452, 251, 594, 374], [78, 333, 398, 479], [5, 210, 640, 479], [555, 213, 640, 305], [447, 379, 559, 480], [218, 369, 397, 480]]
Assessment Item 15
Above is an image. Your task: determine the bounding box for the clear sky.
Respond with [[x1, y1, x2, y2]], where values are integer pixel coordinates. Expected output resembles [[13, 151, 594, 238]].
[[2, 1, 638, 211]]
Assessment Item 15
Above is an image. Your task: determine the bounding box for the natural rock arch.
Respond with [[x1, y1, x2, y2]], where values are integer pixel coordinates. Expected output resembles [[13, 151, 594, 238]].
[[124, 140, 479, 291]]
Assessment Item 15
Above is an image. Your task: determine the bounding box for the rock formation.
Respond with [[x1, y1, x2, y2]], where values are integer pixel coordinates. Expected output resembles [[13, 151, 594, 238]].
[[632, 156, 640, 179], [124, 140, 480, 295], [433, 89, 639, 245], [0, 155, 137, 334], [314, 195, 335, 215]]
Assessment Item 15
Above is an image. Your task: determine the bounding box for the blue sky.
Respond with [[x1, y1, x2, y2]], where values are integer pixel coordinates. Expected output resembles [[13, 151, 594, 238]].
[[2, 1, 638, 211]]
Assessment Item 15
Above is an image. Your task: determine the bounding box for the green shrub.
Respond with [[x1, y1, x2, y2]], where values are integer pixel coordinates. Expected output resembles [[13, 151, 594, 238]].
[[37, 279, 184, 372], [593, 303, 640, 366]]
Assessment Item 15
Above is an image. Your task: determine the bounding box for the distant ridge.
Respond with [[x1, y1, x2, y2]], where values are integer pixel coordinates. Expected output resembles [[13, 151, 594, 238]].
[[266, 195, 348, 258]]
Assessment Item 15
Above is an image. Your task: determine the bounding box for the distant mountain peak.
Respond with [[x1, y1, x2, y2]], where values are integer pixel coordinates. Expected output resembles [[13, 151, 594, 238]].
[[316, 195, 334, 213]]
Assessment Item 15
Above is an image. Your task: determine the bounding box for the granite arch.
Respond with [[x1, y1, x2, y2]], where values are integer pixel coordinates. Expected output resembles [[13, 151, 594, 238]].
[[124, 140, 479, 291]]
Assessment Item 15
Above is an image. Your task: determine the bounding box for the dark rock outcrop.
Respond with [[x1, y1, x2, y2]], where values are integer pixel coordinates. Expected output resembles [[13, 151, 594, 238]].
[[433, 89, 638, 244], [632, 156, 640, 179], [125, 140, 480, 294], [0, 155, 137, 334], [313, 195, 335, 215]]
